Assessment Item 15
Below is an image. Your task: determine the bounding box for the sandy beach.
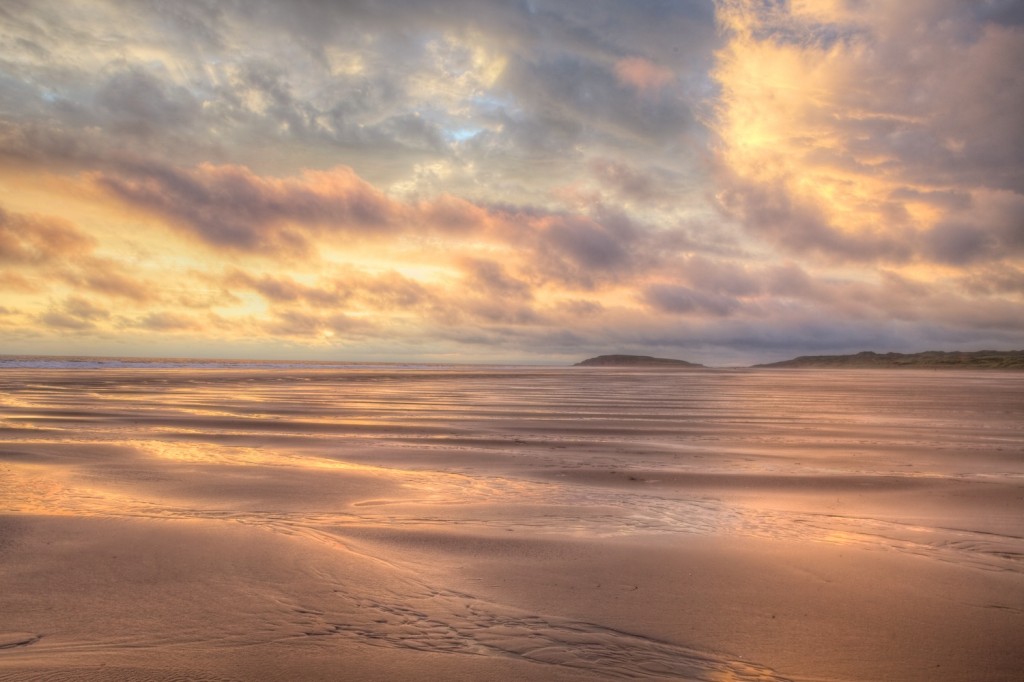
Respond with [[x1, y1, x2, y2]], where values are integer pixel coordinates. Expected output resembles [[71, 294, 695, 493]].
[[1, 366, 1022, 680]]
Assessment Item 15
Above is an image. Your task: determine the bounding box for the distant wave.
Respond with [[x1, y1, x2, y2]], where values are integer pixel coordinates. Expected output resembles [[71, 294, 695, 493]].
[[0, 355, 490, 371]]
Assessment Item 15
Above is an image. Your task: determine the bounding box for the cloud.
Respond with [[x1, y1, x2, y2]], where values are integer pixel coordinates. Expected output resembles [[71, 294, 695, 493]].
[[226, 266, 434, 315], [681, 255, 760, 297], [925, 222, 992, 265], [714, 172, 913, 261], [95, 68, 202, 138], [589, 158, 663, 202], [38, 295, 110, 331], [136, 311, 206, 332], [957, 263, 1024, 296], [764, 262, 815, 298], [923, 189, 1024, 264], [542, 213, 632, 271], [556, 299, 605, 317], [460, 258, 533, 299], [66, 260, 154, 302], [226, 270, 349, 307], [0, 205, 155, 307], [94, 162, 402, 253], [357, 272, 434, 311], [614, 57, 674, 93], [642, 283, 740, 317], [91, 158, 689, 295], [261, 309, 374, 340], [0, 206, 95, 264], [711, 0, 1024, 266], [61, 295, 109, 322], [1, 1, 1021, 363], [38, 311, 97, 331], [499, 52, 693, 146], [0, 0, 716, 203]]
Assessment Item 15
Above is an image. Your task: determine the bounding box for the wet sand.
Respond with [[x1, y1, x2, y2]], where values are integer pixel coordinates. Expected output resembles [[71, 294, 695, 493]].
[[1, 367, 1022, 680]]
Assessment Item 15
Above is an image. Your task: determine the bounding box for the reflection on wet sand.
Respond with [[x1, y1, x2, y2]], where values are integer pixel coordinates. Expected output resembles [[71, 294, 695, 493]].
[[1, 368, 1022, 680]]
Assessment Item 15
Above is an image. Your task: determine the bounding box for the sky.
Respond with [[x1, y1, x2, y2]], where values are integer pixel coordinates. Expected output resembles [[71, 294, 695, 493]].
[[1, 0, 1022, 366]]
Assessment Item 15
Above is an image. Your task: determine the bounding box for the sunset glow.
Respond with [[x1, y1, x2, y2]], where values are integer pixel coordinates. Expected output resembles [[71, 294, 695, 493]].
[[1, 1, 1021, 364]]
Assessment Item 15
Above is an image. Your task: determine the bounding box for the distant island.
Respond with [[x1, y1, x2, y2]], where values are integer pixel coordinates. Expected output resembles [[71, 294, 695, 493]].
[[574, 354, 704, 367], [575, 350, 1024, 369], [754, 350, 1024, 370]]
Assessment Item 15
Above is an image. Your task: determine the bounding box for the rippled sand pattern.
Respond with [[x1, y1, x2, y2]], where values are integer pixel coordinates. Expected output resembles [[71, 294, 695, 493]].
[[1, 367, 1022, 680]]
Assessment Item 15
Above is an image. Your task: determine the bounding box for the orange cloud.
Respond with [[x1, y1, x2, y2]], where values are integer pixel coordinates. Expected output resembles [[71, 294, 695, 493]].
[[63, 259, 155, 302], [710, 0, 1024, 267], [0, 206, 95, 265]]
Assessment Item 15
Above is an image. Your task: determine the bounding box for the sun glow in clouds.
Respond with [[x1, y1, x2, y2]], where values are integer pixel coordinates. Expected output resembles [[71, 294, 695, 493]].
[[0, 1, 1021, 364]]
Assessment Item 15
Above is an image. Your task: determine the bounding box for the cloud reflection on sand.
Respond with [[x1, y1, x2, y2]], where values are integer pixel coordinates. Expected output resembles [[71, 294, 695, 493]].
[[1, 367, 1022, 679], [3, 368, 1022, 559]]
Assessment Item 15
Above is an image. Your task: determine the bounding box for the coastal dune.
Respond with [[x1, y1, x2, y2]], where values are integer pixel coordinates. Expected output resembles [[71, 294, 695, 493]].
[[1, 367, 1022, 680]]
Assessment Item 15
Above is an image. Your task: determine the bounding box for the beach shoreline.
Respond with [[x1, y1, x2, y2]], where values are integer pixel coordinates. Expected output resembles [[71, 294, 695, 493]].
[[2, 367, 1022, 680]]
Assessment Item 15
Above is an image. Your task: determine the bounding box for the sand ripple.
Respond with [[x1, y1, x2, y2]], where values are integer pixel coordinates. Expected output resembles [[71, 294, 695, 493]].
[[2, 367, 1022, 679]]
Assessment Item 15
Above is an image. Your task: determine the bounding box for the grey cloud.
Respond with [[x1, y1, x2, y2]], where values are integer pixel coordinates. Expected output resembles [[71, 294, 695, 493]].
[[498, 53, 692, 145], [137, 311, 203, 332], [227, 268, 431, 312], [588, 158, 685, 204], [487, 203, 721, 289], [437, 324, 586, 354], [144, 0, 228, 50], [96, 68, 201, 137], [1, 0, 718, 200], [0, 120, 105, 170], [38, 295, 111, 331], [61, 295, 108, 322], [246, 0, 715, 62], [237, 0, 714, 180], [545, 214, 631, 270], [925, 222, 993, 265], [973, 0, 1024, 27], [39, 311, 96, 331], [463, 300, 544, 326], [858, 10, 1022, 193], [263, 309, 325, 337], [378, 114, 447, 154], [956, 263, 1024, 295], [496, 206, 659, 290], [642, 283, 739, 317], [462, 258, 533, 299], [888, 187, 973, 211], [95, 161, 400, 253], [226, 270, 349, 307], [682, 256, 760, 297], [262, 308, 374, 338], [716, 174, 913, 262], [924, 193, 1024, 265], [469, 111, 584, 160], [358, 272, 432, 310], [765, 263, 814, 298], [556, 299, 604, 317]]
